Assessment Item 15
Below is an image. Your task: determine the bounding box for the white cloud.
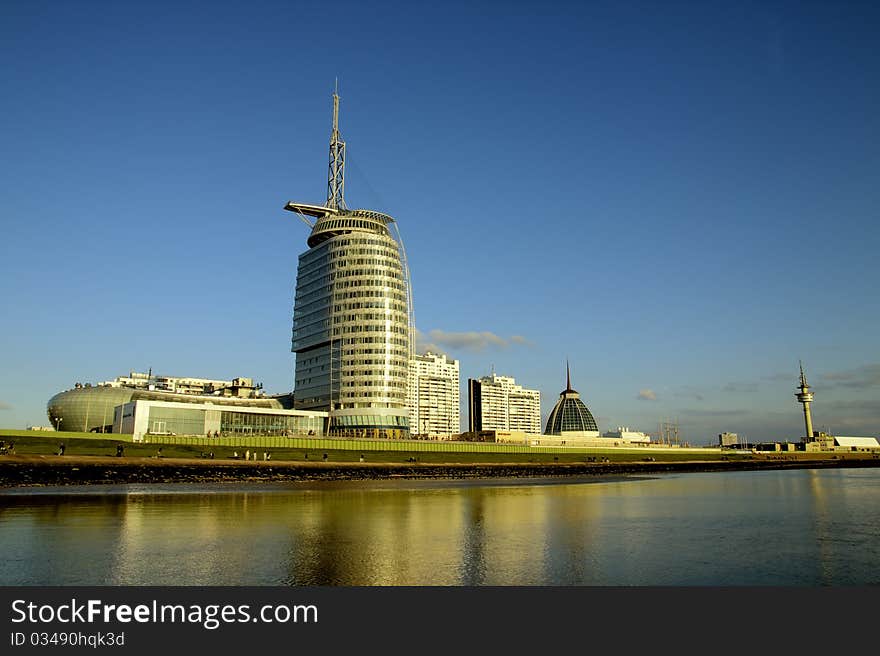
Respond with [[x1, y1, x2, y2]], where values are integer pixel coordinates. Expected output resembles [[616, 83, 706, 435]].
[[637, 389, 657, 401], [414, 328, 534, 354]]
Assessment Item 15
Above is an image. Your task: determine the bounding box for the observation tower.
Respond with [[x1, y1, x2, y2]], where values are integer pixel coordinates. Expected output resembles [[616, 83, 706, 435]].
[[795, 361, 815, 441], [284, 86, 413, 438]]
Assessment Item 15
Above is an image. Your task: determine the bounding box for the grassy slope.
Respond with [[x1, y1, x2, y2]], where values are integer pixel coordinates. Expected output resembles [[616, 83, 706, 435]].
[[0, 430, 861, 465]]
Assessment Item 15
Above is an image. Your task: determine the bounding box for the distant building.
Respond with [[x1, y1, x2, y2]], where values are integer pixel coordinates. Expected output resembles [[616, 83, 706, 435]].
[[98, 371, 262, 399], [468, 373, 541, 434], [604, 427, 652, 444], [407, 352, 460, 439], [114, 400, 326, 442], [718, 432, 738, 447], [47, 371, 291, 434], [544, 363, 599, 438], [830, 436, 879, 450]]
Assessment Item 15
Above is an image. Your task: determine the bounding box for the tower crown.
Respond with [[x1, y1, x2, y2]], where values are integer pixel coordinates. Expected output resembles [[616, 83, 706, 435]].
[[795, 360, 814, 402]]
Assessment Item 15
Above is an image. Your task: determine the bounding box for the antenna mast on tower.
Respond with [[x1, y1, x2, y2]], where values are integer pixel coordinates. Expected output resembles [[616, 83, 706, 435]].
[[327, 80, 346, 211]]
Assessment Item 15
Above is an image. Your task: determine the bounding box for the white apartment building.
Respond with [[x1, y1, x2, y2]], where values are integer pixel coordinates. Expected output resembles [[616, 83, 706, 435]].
[[468, 373, 541, 434], [408, 352, 460, 439]]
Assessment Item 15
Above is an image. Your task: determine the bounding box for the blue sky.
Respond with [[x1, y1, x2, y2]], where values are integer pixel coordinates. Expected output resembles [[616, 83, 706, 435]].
[[2, 0, 878, 443]]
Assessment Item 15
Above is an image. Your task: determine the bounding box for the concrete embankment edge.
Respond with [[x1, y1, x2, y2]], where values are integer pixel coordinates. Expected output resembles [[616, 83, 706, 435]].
[[2, 456, 879, 488]]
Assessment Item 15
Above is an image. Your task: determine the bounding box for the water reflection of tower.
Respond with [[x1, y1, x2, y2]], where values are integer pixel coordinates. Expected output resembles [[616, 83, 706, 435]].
[[795, 361, 815, 442]]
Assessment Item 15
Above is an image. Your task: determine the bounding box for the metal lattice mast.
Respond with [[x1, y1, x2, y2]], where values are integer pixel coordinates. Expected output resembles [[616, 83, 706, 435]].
[[326, 81, 346, 210]]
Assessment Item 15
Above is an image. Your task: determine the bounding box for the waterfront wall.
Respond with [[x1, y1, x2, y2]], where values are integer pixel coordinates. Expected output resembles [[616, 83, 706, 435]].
[[140, 433, 720, 457]]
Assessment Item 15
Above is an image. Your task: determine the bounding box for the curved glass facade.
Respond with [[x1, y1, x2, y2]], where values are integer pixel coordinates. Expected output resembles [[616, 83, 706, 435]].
[[292, 210, 411, 438], [47, 387, 135, 433], [545, 393, 599, 435], [47, 386, 290, 433]]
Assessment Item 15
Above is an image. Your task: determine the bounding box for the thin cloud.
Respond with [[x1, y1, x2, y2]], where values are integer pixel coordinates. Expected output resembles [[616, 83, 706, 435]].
[[0, 401, 11, 411], [679, 408, 748, 417], [819, 399, 880, 415], [673, 386, 704, 401], [722, 382, 760, 393], [762, 372, 794, 382], [822, 364, 880, 390], [419, 329, 532, 353], [637, 389, 657, 401]]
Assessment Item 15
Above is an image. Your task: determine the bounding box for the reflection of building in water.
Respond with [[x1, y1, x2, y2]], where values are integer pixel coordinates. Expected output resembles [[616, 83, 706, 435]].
[[112, 493, 304, 585], [282, 489, 471, 585]]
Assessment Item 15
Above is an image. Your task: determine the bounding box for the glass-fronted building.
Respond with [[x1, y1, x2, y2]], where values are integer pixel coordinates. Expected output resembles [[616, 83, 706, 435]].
[[115, 400, 327, 442], [291, 210, 411, 438], [47, 384, 294, 434], [285, 91, 411, 438], [544, 367, 599, 436]]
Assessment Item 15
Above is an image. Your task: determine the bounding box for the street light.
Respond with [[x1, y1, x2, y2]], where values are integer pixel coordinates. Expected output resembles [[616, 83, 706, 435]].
[[55, 416, 63, 432]]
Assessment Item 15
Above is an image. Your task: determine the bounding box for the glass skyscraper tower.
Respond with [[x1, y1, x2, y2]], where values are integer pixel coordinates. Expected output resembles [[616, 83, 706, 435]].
[[284, 89, 412, 438]]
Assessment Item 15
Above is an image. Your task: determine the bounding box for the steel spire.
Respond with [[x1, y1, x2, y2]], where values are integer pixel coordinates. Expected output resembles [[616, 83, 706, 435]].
[[326, 80, 346, 210]]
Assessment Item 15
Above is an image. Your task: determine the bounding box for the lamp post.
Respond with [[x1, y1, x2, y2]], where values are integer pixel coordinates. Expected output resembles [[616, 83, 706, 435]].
[[55, 416, 63, 432]]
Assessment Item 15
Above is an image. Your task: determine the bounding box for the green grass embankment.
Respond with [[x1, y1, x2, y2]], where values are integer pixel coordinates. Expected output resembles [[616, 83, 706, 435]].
[[1, 429, 875, 466]]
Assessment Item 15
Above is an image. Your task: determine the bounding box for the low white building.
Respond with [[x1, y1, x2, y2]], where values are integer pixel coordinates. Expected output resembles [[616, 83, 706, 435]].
[[833, 436, 880, 450], [114, 400, 327, 442], [603, 427, 652, 443]]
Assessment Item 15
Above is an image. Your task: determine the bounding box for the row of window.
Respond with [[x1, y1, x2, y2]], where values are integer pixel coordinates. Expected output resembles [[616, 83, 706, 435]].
[[296, 277, 407, 304], [333, 266, 404, 280], [342, 346, 409, 357], [314, 217, 389, 234], [328, 235, 398, 250], [333, 289, 408, 303], [293, 315, 408, 339], [333, 324, 409, 335], [339, 380, 407, 389], [296, 255, 403, 287], [331, 414, 409, 428], [334, 300, 407, 313], [336, 391, 407, 400]]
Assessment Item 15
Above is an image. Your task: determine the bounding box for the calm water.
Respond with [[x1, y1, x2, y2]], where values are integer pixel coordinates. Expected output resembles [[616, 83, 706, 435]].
[[1, 468, 879, 586]]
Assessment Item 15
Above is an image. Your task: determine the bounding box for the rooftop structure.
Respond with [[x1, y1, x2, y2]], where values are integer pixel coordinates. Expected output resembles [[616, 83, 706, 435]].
[[284, 87, 412, 438], [544, 362, 599, 436], [97, 371, 262, 398]]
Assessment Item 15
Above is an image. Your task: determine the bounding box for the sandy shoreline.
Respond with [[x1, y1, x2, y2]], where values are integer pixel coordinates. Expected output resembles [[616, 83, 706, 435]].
[[2, 453, 879, 488]]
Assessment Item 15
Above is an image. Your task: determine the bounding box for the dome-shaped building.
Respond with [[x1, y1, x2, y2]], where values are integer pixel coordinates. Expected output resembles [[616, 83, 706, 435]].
[[545, 363, 599, 436]]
